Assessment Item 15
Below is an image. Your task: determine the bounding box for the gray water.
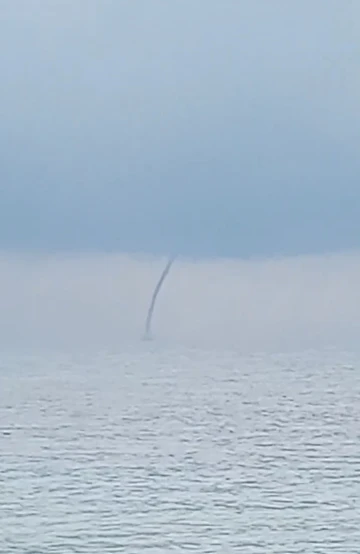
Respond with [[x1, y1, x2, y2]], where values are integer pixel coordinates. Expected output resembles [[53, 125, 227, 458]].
[[1, 346, 360, 553]]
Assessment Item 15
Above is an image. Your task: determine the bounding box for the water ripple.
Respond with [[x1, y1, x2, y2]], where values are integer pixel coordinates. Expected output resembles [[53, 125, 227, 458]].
[[1, 348, 359, 552]]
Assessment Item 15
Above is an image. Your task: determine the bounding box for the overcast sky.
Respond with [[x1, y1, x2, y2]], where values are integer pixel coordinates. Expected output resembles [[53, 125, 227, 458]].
[[1, 0, 359, 258]]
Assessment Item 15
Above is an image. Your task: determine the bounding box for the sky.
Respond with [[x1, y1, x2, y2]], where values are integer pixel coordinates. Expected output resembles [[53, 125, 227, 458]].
[[1, 0, 359, 258], [1, 2, 360, 351]]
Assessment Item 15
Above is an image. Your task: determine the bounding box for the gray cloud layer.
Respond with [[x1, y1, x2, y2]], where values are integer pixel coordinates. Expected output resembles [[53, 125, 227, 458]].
[[1, 1, 359, 257]]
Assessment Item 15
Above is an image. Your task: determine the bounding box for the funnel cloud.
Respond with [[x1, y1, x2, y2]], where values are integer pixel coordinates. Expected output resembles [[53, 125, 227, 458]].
[[144, 256, 176, 340]]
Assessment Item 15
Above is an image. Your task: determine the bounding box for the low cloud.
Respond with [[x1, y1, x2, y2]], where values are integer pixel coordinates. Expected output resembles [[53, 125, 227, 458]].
[[0, 251, 359, 352]]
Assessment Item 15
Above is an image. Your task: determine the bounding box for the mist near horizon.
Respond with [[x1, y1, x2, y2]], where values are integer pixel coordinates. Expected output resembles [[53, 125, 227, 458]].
[[0, 250, 359, 353]]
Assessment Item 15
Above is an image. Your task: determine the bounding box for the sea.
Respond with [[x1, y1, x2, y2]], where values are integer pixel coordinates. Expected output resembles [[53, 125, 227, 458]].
[[1, 344, 359, 553]]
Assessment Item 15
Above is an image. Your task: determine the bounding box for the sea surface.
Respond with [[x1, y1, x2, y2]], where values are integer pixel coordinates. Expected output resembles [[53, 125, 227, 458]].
[[1, 345, 359, 553]]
